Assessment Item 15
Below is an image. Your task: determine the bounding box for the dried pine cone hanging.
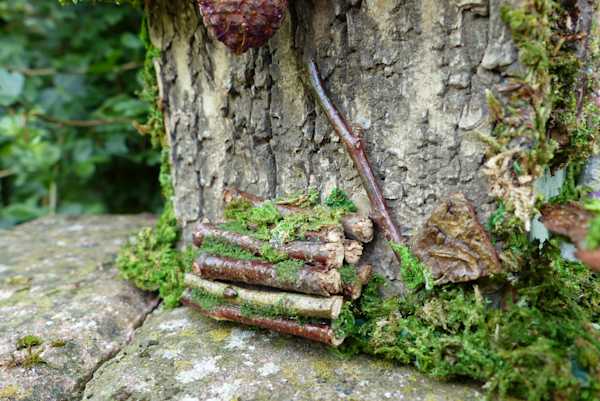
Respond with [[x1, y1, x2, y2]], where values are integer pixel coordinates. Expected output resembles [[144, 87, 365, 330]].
[[197, 0, 288, 54]]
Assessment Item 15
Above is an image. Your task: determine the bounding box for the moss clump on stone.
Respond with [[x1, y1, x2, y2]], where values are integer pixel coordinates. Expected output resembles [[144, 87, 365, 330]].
[[340, 241, 600, 400], [324, 188, 357, 213], [16, 335, 42, 350]]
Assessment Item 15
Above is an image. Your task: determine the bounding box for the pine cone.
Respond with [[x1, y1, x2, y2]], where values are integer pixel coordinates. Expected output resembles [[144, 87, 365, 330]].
[[197, 0, 288, 54]]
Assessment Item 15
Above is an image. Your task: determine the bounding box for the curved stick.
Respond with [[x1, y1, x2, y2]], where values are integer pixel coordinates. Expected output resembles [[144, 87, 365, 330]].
[[306, 59, 404, 255]]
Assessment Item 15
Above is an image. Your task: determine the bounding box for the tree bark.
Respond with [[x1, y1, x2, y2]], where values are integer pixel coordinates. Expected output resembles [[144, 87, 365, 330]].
[[147, 0, 519, 294], [192, 253, 342, 296], [184, 274, 344, 319]]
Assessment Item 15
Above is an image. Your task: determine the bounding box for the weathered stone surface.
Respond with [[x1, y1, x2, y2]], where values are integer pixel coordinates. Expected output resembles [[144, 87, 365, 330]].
[[147, 0, 520, 293], [0, 215, 158, 401], [83, 305, 483, 401]]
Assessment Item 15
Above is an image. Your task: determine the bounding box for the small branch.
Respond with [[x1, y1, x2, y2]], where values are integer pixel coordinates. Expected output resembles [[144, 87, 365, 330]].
[[192, 253, 342, 296], [306, 59, 404, 260], [181, 290, 345, 346], [342, 263, 373, 300], [184, 274, 344, 319], [34, 113, 134, 128], [193, 223, 345, 268], [223, 187, 374, 243]]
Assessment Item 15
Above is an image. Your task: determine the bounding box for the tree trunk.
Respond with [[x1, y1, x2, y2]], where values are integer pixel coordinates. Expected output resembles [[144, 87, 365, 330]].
[[147, 0, 518, 294]]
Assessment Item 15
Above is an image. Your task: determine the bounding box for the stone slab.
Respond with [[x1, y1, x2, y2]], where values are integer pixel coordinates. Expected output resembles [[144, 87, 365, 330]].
[[83, 305, 484, 401], [0, 215, 158, 401]]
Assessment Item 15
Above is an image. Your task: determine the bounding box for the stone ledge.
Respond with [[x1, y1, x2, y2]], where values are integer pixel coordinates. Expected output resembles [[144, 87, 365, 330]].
[[83, 306, 483, 401], [0, 215, 158, 401]]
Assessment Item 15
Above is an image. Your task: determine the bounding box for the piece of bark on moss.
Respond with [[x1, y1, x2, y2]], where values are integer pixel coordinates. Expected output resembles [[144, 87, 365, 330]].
[[540, 202, 600, 271], [181, 290, 345, 346], [342, 263, 372, 300], [184, 274, 343, 319], [223, 187, 374, 243], [411, 193, 502, 284], [194, 222, 344, 268], [192, 253, 342, 296]]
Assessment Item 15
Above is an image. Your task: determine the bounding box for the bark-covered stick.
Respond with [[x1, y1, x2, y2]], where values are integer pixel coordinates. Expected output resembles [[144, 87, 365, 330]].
[[184, 274, 343, 319], [344, 239, 363, 265], [303, 225, 345, 243], [193, 222, 344, 268], [342, 264, 373, 300], [223, 187, 374, 243], [307, 59, 404, 260], [192, 253, 342, 296], [181, 291, 345, 346]]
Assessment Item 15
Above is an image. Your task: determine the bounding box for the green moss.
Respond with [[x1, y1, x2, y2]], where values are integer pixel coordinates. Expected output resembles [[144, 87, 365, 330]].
[[274, 259, 302, 284], [188, 288, 224, 311], [324, 188, 357, 213], [346, 237, 600, 400], [197, 236, 259, 261], [50, 339, 66, 348], [16, 335, 42, 350], [332, 302, 356, 339], [339, 264, 359, 286], [260, 244, 288, 263], [239, 299, 301, 321], [275, 187, 320, 208], [270, 206, 341, 243], [390, 242, 433, 291]]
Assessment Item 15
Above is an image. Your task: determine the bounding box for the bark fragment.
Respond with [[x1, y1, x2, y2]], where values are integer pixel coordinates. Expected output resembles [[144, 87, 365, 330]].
[[539, 202, 592, 247], [184, 274, 343, 319], [540, 202, 600, 271], [411, 193, 502, 284], [192, 253, 342, 296], [194, 222, 344, 268], [181, 291, 345, 346]]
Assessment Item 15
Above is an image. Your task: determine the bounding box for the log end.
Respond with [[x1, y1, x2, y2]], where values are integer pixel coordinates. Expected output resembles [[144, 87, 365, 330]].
[[326, 242, 346, 269], [344, 239, 363, 265], [330, 296, 344, 320]]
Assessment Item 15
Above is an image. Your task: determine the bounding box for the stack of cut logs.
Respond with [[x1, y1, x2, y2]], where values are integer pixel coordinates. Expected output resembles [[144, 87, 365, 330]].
[[181, 188, 374, 346]]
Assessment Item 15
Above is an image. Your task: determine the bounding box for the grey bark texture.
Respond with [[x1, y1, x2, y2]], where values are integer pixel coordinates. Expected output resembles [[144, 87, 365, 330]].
[[147, 0, 519, 293]]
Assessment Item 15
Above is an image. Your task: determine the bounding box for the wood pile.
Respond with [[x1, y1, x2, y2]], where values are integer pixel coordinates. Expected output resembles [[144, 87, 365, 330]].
[[181, 188, 373, 346]]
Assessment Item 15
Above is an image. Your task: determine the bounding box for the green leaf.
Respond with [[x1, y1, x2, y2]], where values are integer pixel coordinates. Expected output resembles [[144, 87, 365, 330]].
[[0, 68, 24, 106]]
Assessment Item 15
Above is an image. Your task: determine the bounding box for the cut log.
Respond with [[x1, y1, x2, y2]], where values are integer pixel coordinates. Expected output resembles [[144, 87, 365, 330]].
[[184, 274, 343, 319], [340, 213, 374, 243], [344, 240, 363, 265], [303, 225, 345, 243], [181, 290, 345, 346], [193, 222, 344, 268], [223, 187, 374, 243], [342, 264, 372, 300], [192, 253, 342, 296]]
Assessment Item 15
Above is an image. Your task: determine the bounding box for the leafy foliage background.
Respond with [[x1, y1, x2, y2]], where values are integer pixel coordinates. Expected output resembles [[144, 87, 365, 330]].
[[0, 0, 160, 228]]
